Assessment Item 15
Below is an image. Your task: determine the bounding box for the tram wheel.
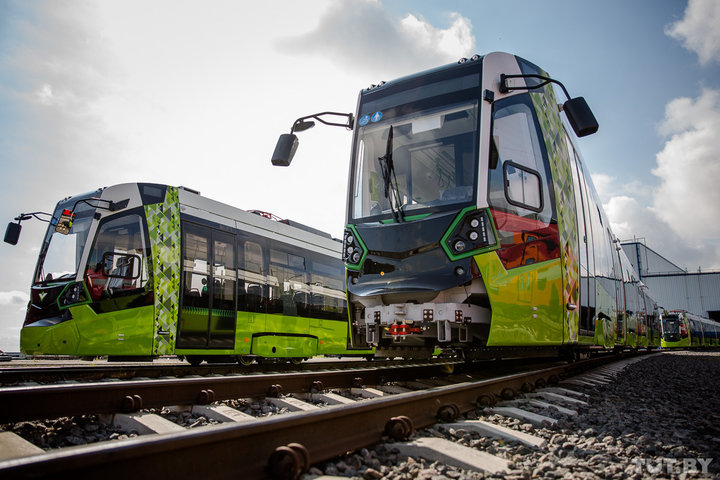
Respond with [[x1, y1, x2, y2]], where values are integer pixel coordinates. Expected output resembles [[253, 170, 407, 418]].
[[237, 355, 254, 366]]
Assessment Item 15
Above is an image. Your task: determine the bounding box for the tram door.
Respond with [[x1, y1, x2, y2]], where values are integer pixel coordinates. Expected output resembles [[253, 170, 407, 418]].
[[177, 223, 237, 349], [568, 143, 595, 336]]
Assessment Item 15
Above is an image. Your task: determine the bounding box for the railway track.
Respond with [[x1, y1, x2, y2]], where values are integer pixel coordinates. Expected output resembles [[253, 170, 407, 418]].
[[0, 357, 453, 387], [0, 352, 647, 479]]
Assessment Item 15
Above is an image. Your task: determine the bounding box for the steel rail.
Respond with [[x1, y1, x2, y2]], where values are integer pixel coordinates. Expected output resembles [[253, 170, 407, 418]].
[[0, 354, 621, 479], [0, 362, 456, 423], [0, 358, 439, 386]]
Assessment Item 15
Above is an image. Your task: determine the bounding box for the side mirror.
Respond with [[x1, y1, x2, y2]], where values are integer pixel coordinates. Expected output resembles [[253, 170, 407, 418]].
[[271, 133, 299, 167], [563, 97, 599, 137], [4, 222, 21, 245]]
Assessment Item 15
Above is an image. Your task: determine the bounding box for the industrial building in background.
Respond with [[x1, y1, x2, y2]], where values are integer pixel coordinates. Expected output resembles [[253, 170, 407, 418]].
[[622, 240, 720, 322]]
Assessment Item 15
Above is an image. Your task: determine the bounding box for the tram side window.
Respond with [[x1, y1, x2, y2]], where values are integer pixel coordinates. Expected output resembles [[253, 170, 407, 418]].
[[308, 254, 346, 321], [182, 224, 210, 309], [85, 212, 150, 300], [268, 249, 307, 317]]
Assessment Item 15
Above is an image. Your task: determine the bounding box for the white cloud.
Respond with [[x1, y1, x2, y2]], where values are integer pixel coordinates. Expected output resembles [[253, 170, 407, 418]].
[[653, 89, 720, 241], [604, 195, 717, 270], [399, 12, 474, 61], [591, 173, 651, 205], [665, 0, 720, 65], [280, 0, 475, 77], [598, 88, 720, 270], [0, 290, 29, 306]]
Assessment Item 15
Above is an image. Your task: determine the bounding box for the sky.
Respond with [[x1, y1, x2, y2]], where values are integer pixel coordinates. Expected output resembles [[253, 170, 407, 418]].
[[1, 0, 719, 351]]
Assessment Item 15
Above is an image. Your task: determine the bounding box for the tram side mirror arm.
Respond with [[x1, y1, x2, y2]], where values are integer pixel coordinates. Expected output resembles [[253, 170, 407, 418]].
[[271, 111, 353, 167], [4, 212, 52, 245], [562, 97, 599, 137]]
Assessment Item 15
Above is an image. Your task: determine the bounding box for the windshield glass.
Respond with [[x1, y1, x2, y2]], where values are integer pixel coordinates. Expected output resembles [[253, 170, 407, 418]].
[[351, 100, 478, 221], [34, 196, 98, 284], [662, 316, 680, 334]]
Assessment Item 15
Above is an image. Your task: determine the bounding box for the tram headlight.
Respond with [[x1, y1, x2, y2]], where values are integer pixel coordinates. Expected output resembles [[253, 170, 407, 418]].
[[343, 227, 366, 269], [442, 209, 497, 260], [57, 281, 90, 309]]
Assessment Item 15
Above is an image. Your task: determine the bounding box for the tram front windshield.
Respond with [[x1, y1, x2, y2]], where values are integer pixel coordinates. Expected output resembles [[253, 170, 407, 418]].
[[34, 196, 97, 284], [350, 75, 480, 223], [662, 316, 680, 335]]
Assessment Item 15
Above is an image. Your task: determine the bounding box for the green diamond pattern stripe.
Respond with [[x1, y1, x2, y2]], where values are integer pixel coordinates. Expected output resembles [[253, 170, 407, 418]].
[[531, 87, 580, 343], [145, 186, 181, 355]]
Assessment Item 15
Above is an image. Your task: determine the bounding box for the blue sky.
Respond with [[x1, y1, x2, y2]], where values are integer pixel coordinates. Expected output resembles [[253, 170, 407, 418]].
[[0, 0, 719, 351]]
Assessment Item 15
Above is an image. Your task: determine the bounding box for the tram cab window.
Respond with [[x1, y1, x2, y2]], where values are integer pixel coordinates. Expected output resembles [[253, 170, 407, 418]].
[[488, 96, 553, 218], [85, 212, 150, 300], [488, 94, 558, 269]]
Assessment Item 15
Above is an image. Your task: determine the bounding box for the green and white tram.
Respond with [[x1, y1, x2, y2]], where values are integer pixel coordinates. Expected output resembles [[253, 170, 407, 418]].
[[6, 183, 369, 363], [274, 51, 659, 358], [661, 310, 720, 348]]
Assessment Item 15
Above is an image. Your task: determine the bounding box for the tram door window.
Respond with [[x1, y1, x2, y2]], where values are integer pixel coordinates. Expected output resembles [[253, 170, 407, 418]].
[[178, 223, 210, 348], [239, 240, 265, 313], [268, 249, 307, 317], [178, 223, 237, 349], [566, 137, 593, 334], [209, 232, 236, 348], [577, 161, 597, 324], [308, 255, 346, 321]]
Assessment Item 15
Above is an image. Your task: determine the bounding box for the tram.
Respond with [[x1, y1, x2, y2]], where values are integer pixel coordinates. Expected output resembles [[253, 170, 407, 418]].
[[661, 310, 720, 348], [5, 183, 370, 363], [273, 51, 660, 358]]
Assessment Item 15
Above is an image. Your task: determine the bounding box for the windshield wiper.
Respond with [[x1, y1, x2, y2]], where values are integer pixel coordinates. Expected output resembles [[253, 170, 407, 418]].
[[377, 126, 404, 222]]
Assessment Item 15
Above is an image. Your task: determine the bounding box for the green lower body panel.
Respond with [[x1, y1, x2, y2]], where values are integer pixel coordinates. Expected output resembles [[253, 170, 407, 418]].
[[21, 320, 80, 355], [251, 334, 317, 358], [23, 306, 371, 358], [21, 304, 155, 356], [661, 337, 691, 348], [477, 253, 565, 347]]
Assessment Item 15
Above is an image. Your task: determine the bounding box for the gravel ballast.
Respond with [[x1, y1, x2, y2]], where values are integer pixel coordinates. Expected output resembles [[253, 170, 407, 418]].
[[309, 351, 720, 479], [2, 351, 718, 479]]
